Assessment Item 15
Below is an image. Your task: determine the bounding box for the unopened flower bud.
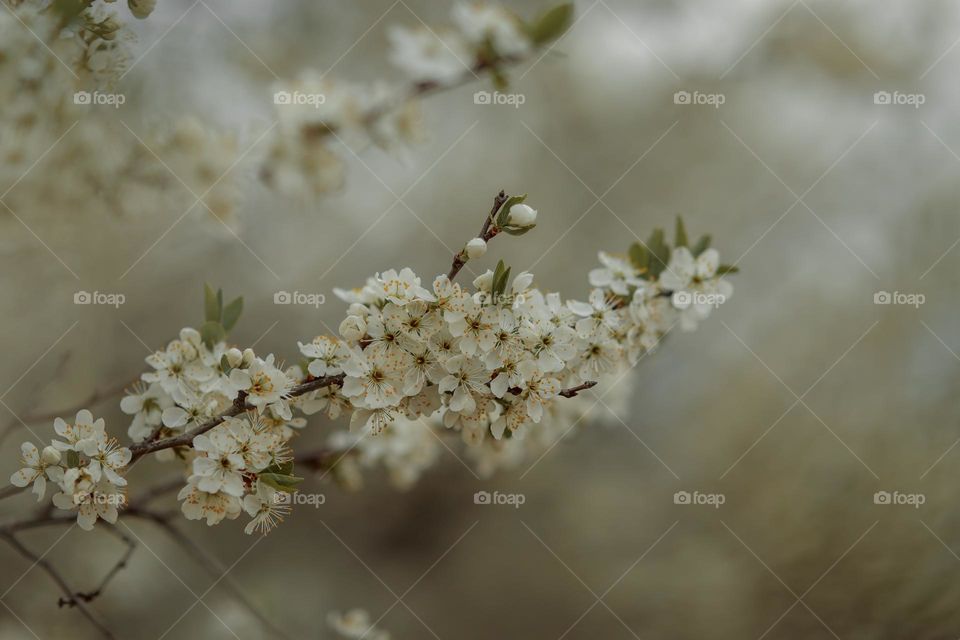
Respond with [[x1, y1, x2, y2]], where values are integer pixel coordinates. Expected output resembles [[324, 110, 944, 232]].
[[339, 315, 366, 342], [128, 0, 157, 19], [465, 237, 487, 259], [347, 303, 369, 317], [241, 348, 256, 367], [41, 446, 61, 466], [507, 203, 537, 227], [225, 348, 243, 367]]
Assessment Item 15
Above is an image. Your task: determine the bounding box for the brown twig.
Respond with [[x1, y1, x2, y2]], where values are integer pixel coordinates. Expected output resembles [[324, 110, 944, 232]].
[[0, 529, 117, 639], [447, 190, 509, 282], [558, 381, 598, 398], [63, 524, 135, 607]]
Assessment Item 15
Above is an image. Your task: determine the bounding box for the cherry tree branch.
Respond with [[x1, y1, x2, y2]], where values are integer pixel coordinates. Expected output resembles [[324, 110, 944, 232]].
[[558, 381, 597, 398], [127, 374, 346, 461]]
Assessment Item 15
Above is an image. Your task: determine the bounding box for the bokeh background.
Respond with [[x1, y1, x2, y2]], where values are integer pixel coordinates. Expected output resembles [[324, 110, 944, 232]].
[[4, 0, 960, 637]]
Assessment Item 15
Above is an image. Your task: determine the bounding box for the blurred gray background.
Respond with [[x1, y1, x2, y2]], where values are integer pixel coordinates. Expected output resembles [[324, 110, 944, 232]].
[[4, 0, 960, 637]]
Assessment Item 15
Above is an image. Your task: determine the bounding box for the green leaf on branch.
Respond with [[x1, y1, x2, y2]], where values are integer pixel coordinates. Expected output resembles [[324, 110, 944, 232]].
[[646, 228, 671, 279], [628, 242, 650, 274], [675, 216, 689, 248], [259, 472, 303, 493], [716, 264, 740, 275], [65, 450, 80, 468], [491, 260, 512, 300], [502, 226, 533, 236], [528, 2, 574, 46], [691, 234, 712, 256], [200, 320, 225, 348], [220, 354, 232, 375], [204, 283, 221, 323], [221, 296, 243, 332], [262, 460, 295, 476]]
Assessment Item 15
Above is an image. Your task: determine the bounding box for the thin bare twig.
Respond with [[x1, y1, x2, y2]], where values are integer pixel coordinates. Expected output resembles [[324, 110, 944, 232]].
[[0, 529, 117, 639], [447, 190, 509, 281], [63, 524, 135, 607]]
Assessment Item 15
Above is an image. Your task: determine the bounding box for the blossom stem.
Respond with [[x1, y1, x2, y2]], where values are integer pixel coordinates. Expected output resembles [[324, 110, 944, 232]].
[[447, 189, 509, 281]]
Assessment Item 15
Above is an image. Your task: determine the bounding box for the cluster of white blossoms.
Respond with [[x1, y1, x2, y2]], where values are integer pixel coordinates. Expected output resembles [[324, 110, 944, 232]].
[[261, 1, 572, 200], [10, 410, 131, 530], [7, 196, 735, 536], [388, 1, 535, 84], [118, 316, 313, 532], [314, 210, 735, 484]]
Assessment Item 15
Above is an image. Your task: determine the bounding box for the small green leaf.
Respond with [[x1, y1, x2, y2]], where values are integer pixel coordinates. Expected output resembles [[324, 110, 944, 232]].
[[675, 216, 688, 248], [65, 450, 80, 468], [220, 354, 232, 375], [646, 229, 671, 279], [716, 264, 740, 276], [691, 234, 712, 256], [200, 321, 225, 348], [204, 284, 220, 323], [263, 461, 295, 476], [221, 296, 243, 332], [495, 194, 527, 227], [491, 260, 511, 300], [492, 259, 506, 285], [259, 472, 303, 493], [628, 242, 649, 273], [528, 2, 574, 46], [502, 226, 533, 236]]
